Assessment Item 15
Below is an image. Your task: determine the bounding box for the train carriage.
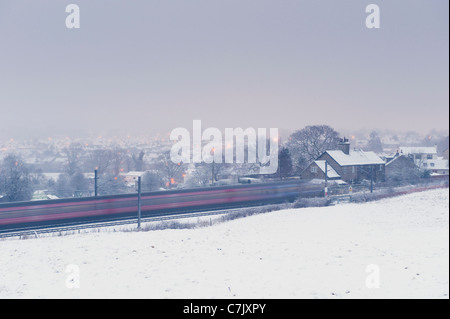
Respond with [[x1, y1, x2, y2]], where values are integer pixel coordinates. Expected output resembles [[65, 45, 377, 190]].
[[0, 181, 323, 232]]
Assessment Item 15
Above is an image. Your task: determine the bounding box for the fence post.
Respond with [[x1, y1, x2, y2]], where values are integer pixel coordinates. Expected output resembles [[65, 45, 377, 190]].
[[94, 169, 98, 197], [324, 161, 328, 197], [137, 176, 142, 230]]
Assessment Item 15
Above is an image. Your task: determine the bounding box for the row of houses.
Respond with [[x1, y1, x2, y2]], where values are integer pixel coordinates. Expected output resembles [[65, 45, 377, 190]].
[[386, 146, 449, 178], [300, 138, 449, 184], [124, 139, 449, 187]]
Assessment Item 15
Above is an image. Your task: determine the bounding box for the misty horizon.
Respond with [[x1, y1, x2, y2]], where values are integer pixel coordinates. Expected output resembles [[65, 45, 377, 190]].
[[0, 0, 448, 142]]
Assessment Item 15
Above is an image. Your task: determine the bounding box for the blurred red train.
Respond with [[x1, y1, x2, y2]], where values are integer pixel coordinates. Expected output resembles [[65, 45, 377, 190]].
[[0, 181, 323, 232]]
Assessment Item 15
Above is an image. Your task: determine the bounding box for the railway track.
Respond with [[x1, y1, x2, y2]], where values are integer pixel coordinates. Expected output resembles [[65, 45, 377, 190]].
[[1, 182, 446, 239], [0, 205, 272, 239], [1, 181, 319, 237]]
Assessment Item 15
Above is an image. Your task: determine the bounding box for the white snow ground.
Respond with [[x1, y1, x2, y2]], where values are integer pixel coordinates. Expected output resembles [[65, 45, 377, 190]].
[[0, 188, 448, 299]]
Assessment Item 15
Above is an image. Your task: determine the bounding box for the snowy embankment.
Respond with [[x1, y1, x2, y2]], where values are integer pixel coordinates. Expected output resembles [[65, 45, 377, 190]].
[[0, 189, 448, 299]]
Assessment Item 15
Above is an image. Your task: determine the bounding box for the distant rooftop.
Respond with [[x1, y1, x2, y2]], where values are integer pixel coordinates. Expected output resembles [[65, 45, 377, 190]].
[[325, 150, 385, 166], [399, 146, 437, 155]]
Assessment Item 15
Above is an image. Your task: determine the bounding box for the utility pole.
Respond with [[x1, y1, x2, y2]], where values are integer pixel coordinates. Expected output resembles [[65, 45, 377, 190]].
[[211, 147, 216, 186], [324, 160, 328, 197], [278, 149, 282, 181], [137, 176, 142, 230], [94, 169, 98, 197], [212, 160, 215, 186]]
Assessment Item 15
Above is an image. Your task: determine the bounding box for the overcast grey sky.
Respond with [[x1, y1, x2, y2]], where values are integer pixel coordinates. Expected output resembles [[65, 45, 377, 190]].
[[0, 0, 448, 139]]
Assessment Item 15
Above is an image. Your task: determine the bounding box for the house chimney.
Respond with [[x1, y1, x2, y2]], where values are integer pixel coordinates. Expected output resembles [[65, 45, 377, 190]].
[[338, 137, 350, 155]]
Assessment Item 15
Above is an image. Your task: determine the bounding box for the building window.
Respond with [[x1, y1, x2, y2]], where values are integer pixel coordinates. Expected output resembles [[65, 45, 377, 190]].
[[311, 166, 318, 173], [427, 154, 433, 159], [352, 166, 355, 173], [423, 163, 427, 167], [415, 154, 421, 160], [430, 163, 435, 167]]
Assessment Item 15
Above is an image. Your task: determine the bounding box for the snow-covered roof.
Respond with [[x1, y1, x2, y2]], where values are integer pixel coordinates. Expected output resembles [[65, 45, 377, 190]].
[[315, 160, 341, 179], [399, 146, 437, 155], [326, 150, 385, 166]]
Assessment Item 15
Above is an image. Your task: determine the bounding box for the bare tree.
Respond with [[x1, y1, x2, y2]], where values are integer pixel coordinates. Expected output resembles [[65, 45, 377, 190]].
[[98, 173, 127, 195], [62, 143, 84, 176], [0, 155, 33, 202], [366, 131, 383, 153], [155, 151, 186, 188], [287, 125, 340, 172], [141, 171, 165, 192], [86, 149, 114, 175], [110, 146, 130, 176], [132, 150, 145, 171], [184, 164, 212, 188], [52, 171, 89, 198]]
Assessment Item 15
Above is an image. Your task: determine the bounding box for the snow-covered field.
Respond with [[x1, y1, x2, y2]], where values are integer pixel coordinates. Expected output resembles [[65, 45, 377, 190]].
[[0, 189, 448, 299]]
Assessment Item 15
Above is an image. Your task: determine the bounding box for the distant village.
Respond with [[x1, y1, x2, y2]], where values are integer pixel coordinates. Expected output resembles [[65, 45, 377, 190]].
[[0, 127, 448, 203]]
